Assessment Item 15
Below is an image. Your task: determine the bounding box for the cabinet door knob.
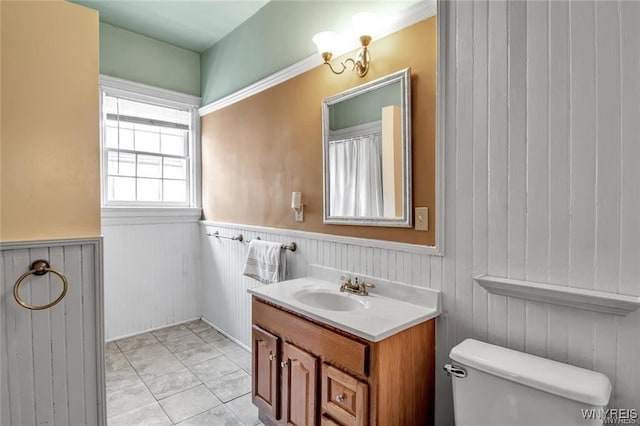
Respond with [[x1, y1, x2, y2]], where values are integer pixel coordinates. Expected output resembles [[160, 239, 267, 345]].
[[280, 361, 288, 368], [336, 393, 345, 403], [269, 353, 275, 361]]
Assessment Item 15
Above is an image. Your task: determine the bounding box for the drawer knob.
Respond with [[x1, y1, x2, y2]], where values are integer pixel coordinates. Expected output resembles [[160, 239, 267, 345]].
[[281, 361, 288, 368], [336, 393, 345, 403], [269, 353, 275, 361]]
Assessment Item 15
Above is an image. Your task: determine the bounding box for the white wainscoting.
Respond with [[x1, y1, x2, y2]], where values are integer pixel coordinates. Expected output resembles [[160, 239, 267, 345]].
[[102, 214, 201, 340], [200, 0, 640, 423], [200, 223, 445, 347], [441, 0, 639, 420], [0, 238, 105, 426]]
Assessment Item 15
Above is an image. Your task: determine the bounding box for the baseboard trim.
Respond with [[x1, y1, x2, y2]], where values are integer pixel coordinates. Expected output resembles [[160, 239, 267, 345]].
[[105, 316, 251, 353], [105, 317, 201, 343], [200, 317, 251, 352]]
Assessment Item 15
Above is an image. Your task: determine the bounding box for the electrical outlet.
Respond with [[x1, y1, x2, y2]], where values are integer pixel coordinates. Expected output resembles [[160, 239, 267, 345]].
[[415, 207, 428, 231]]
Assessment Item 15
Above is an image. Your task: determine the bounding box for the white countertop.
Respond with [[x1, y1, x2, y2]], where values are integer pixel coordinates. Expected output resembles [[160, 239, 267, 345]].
[[247, 266, 440, 342]]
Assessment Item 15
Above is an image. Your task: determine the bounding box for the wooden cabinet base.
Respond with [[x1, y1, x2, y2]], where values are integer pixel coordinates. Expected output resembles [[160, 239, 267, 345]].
[[252, 297, 435, 426]]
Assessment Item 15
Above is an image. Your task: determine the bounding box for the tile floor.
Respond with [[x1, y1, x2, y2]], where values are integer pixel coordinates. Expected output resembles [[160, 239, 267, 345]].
[[106, 320, 262, 425]]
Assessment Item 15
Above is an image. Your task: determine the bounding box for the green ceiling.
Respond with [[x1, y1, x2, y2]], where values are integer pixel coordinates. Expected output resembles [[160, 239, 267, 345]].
[[71, 0, 269, 52]]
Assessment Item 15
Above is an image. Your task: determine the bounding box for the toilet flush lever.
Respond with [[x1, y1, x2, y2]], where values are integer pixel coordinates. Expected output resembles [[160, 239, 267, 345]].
[[443, 363, 467, 378]]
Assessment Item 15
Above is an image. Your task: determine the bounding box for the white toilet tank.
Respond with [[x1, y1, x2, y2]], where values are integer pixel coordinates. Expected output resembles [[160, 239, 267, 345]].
[[447, 339, 612, 426]]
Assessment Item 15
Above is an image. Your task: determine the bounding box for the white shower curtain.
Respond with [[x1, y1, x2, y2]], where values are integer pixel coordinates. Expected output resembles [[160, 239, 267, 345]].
[[328, 133, 383, 217]]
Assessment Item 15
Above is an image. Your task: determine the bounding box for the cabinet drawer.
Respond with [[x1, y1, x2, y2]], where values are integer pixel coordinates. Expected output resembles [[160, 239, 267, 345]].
[[252, 298, 369, 376], [321, 364, 367, 426]]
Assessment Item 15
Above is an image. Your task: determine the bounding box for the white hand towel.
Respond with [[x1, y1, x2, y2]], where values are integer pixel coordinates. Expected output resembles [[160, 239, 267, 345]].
[[243, 240, 287, 284]]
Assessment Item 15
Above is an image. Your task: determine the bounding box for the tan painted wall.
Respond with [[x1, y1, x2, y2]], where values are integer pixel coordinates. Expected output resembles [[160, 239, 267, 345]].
[[0, 0, 100, 242], [202, 18, 436, 245]]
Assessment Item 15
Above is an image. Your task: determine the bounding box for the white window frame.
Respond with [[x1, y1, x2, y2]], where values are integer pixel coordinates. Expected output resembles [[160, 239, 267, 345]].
[[99, 75, 201, 213]]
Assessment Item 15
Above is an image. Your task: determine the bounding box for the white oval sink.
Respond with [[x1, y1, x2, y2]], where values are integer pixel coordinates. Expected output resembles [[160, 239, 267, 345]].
[[292, 290, 369, 312]]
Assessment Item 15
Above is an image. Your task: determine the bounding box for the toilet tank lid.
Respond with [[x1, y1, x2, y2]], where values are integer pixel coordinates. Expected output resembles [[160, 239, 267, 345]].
[[450, 339, 612, 406]]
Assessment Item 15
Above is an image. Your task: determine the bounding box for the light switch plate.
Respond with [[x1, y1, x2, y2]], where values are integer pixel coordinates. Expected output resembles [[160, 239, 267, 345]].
[[294, 205, 304, 222], [415, 207, 428, 231]]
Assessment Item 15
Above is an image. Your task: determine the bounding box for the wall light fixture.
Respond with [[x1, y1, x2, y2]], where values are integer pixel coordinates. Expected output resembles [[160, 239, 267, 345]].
[[291, 192, 304, 222], [312, 12, 380, 78]]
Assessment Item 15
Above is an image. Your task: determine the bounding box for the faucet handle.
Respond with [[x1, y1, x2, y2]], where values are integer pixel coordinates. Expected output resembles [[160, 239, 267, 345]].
[[340, 275, 352, 284], [362, 281, 375, 289]]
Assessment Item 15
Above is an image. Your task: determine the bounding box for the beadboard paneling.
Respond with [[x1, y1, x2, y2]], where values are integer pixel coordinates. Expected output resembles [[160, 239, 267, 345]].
[[446, 0, 640, 419], [200, 0, 640, 423], [0, 239, 104, 426], [103, 221, 200, 340], [200, 224, 440, 347]]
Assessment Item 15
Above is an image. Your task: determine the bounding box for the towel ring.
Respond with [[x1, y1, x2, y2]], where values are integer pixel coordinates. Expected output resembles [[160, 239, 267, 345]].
[[13, 260, 68, 311]]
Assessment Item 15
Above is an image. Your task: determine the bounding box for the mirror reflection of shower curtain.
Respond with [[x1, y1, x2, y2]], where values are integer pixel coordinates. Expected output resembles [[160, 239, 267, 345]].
[[329, 133, 383, 217]]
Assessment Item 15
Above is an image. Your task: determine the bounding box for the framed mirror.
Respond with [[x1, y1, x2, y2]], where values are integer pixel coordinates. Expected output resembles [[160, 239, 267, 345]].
[[322, 68, 411, 227]]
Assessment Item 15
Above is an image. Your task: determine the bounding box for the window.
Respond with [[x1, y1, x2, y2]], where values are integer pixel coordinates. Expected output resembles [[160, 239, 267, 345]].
[[100, 88, 198, 207]]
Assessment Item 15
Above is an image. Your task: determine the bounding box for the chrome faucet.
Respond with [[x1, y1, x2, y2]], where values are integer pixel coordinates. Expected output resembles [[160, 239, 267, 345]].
[[339, 276, 375, 296]]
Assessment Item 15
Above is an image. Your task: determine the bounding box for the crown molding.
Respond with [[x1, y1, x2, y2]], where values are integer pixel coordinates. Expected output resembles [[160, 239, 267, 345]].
[[199, 55, 323, 116], [199, 0, 437, 117]]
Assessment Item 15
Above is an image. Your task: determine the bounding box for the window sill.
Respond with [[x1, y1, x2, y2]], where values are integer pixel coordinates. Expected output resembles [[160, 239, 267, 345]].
[[101, 207, 202, 226]]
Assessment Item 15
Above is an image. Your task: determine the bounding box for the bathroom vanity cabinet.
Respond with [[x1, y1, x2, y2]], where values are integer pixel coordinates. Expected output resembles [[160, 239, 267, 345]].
[[251, 297, 435, 426]]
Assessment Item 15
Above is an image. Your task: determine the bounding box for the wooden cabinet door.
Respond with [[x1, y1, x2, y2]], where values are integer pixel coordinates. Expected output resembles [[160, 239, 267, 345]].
[[320, 415, 342, 425], [252, 325, 280, 419], [321, 364, 368, 426], [281, 342, 318, 426]]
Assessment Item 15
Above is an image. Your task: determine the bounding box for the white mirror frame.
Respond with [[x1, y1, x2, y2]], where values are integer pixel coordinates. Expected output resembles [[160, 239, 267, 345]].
[[322, 68, 412, 228]]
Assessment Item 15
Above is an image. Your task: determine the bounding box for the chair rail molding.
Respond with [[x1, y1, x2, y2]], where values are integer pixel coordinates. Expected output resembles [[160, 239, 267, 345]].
[[200, 220, 441, 256], [474, 275, 640, 316]]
